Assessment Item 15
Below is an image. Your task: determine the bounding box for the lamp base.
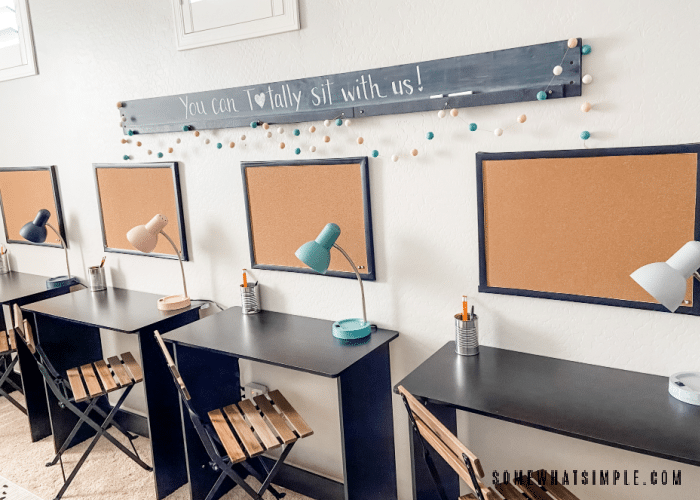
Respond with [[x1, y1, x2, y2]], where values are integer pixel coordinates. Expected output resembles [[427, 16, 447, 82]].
[[46, 276, 81, 290], [157, 295, 191, 311], [332, 318, 372, 340]]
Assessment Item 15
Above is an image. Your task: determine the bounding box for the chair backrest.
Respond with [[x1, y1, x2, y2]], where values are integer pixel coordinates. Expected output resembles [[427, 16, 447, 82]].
[[397, 385, 491, 500], [11, 304, 36, 353], [153, 330, 192, 401]]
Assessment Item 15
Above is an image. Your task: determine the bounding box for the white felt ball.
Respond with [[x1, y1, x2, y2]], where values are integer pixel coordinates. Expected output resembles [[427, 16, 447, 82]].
[[345, 119, 352, 127], [309, 126, 316, 133], [147, 150, 152, 155], [357, 137, 364, 145], [494, 128, 503, 137], [277, 127, 284, 134], [567, 38, 578, 49], [266, 131, 273, 138], [205, 139, 210, 144], [176, 138, 181, 144], [391, 155, 399, 162], [582, 74, 593, 84], [309, 146, 316, 152], [450, 109, 459, 117], [324, 120, 331, 127], [438, 110, 446, 118], [553, 65, 563, 76], [240, 134, 246, 141], [581, 102, 592, 112], [517, 114, 527, 123]]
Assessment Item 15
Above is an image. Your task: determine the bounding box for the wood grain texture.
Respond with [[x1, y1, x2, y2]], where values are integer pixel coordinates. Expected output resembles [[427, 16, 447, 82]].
[[531, 471, 581, 500], [223, 404, 264, 457], [254, 394, 297, 444], [120, 351, 143, 382], [107, 355, 132, 386], [66, 367, 88, 402], [0, 169, 59, 243], [0, 331, 9, 353], [93, 359, 120, 392], [208, 408, 246, 464], [79, 363, 105, 399], [268, 390, 313, 438], [238, 398, 280, 450]]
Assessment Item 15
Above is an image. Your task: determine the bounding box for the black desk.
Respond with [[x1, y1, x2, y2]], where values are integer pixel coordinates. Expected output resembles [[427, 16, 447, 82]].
[[164, 306, 400, 500], [0, 271, 79, 441], [395, 342, 700, 500], [21, 287, 204, 500]]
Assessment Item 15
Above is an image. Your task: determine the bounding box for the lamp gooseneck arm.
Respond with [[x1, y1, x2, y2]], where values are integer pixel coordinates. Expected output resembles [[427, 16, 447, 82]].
[[333, 243, 367, 323], [45, 223, 70, 278], [160, 230, 188, 299]]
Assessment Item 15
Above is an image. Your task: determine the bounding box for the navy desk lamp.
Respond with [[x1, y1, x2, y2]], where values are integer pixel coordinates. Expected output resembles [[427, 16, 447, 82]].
[[296, 223, 373, 340], [20, 209, 80, 289]]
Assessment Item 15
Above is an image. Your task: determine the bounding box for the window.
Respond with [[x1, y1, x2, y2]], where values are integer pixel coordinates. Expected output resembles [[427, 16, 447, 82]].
[[0, 0, 36, 82], [172, 0, 300, 51]]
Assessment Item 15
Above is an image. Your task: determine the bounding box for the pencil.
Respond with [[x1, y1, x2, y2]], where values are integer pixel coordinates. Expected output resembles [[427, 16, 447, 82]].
[[462, 295, 469, 321], [99, 256, 106, 268], [243, 269, 248, 288]]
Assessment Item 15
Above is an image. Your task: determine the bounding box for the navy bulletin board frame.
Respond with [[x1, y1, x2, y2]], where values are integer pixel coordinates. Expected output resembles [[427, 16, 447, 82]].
[[476, 144, 700, 315]]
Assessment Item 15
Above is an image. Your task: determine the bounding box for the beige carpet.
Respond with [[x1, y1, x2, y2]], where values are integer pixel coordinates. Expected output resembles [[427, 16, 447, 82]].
[[0, 391, 312, 500]]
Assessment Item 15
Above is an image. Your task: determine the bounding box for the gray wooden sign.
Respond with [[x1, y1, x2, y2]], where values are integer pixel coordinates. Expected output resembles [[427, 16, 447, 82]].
[[120, 39, 582, 135]]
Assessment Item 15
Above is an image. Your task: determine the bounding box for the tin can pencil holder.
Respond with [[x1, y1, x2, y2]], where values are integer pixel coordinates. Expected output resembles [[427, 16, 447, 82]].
[[455, 313, 479, 356], [0, 253, 9, 275], [240, 282, 261, 314], [87, 266, 107, 292]]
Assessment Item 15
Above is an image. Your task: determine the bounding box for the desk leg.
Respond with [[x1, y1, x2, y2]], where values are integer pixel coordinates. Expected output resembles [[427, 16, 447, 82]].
[[172, 345, 241, 500], [33, 314, 104, 454], [410, 402, 459, 500], [338, 343, 398, 500], [14, 333, 51, 441]]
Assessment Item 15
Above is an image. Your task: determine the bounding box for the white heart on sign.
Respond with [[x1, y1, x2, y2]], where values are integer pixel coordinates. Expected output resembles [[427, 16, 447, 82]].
[[254, 93, 266, 108]]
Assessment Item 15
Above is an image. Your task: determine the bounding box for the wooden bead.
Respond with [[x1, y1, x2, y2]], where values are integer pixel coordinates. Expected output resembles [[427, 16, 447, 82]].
[[240, 134, 246, 141], [277, 127, 284, 134], [494, 128, 503, 136], [168, 147, 174, 153], [263, 123, 270, 130], [581, 102, 592, 112], [323, 136, 330, 143], [176, 138, 181, 144], [309, 125, 316, 133], [121, 116, 127, 122], [266, 131, 273, 138], [438, 110, 446, 118], [147, 150, 152, 155], [204, 139, 210, 144], [280, 142, 286, 149], [116, 102, 123, 108], [194, 131, 200, 137], [553, 65, 563, 76], [582, 74, 593, 84], [309, 146, 316, 152], [567, 38, 578, 49], [324, 120, 331, 127], [450, 109, 458, 117], [357, 137, 364, 145], [137, 141, 142, 147], [391, 155, 399, 162], [517, 114, 527, 123], [121, 138, 127, 144], [411, 149, 418, 156], [229, 142, 235, 148]]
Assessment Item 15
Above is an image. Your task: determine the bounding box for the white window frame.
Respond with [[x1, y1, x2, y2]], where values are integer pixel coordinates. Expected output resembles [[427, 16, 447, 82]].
[[171, 0, 300, 51], [0, 0, 37, 83]]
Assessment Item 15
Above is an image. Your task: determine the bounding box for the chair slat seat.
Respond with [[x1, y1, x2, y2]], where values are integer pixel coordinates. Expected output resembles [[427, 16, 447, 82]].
[[0, 330, 10, 353], [207, 391, 313, 465], [68, 353, 141, 403]]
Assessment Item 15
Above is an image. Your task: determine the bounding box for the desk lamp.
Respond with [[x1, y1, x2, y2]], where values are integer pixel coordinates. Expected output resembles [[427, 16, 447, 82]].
[[20, 209, 80, 289], [296, 223, 372, 340], [126, 214, 190, 311], [631, 240, 700, 406]]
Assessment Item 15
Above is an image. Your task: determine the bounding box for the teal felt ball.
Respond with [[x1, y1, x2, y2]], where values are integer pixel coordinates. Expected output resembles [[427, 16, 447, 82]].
[[295, 148, 301, 155], [580, 131, 591, 140], [158, 152, 163, 158], [336, 119, 343, 126], [294, 129, 300, 136], [128, 130, 134, 136], [469, 123, 477, 131], [250, 121, 258, 128], [372, 150, 379, 158], [536, 91, 547, 101], [123, 155, 129, 161], [426, 132, 434, 140], [182, 125, 189, 131], [582, 44, 591, 55], [217, 143, 222, 149]]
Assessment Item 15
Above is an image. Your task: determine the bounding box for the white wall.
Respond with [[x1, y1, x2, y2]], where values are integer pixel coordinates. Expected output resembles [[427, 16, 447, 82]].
[[1, 1, 699, 498]]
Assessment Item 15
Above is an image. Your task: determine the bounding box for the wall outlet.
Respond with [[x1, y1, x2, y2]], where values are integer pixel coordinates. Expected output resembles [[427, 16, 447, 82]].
[[244, 382, 268, 400]]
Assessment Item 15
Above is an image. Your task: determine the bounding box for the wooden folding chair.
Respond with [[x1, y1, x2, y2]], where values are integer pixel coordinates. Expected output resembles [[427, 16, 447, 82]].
[[153, 330, 314, 500], [0, 310, 25, 415], [12, 305, 151, 500], [397, 385, 582, 500]]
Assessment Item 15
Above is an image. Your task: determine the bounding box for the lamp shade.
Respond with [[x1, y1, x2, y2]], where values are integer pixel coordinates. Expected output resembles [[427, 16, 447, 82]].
[[295, 223, 341, 274], [631, 241, 700, 312], [126, 214, 168, 254], [19, 209, 51, 243]]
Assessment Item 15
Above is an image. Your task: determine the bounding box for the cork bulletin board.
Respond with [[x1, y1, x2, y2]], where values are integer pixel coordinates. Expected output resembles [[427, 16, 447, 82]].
[[94, 163, 189, 260], [0, 166, 66, 248], [477, 145, 700, 315], [241, 157, 375, 280]]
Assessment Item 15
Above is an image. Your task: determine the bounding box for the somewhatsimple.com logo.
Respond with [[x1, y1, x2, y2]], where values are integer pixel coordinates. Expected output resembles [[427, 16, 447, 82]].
[[492, 469, 682, 487]]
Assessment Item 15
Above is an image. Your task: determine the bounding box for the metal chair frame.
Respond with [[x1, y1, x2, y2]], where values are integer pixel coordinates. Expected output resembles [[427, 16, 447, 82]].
[[0, 351, 25, 414]]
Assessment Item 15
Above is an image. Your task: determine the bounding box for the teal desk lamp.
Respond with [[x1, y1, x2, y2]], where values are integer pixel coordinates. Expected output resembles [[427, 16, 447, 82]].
[[296, 223, 372, 340], [20, 209, 80, 289]]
